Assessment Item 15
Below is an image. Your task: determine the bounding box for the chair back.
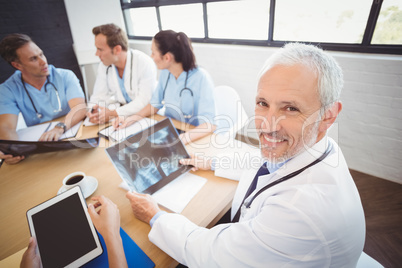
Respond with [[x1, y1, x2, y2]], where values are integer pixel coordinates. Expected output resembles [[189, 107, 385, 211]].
[[356, 252, 383, 268], [214, 85, 248, 138]]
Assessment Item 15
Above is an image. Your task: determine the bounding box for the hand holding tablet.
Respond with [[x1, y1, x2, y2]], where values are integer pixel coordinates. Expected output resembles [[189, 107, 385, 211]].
[[24, 188, 151, 268], [26, 187, 103, 268]]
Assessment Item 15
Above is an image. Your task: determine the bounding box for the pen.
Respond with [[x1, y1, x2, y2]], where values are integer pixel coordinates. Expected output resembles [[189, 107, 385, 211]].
[[43, 122, 52, 134], [110, 125, 120, 135], [0, 159, 3, 168]]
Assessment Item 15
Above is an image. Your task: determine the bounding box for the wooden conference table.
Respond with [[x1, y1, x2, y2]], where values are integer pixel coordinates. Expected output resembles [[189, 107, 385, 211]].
[[0, 115, 243, 267]]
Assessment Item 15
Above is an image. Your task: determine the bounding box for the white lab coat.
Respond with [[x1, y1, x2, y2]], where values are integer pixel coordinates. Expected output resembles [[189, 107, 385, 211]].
[[89, 49, 157, 116], [149, 137, 366, 267]]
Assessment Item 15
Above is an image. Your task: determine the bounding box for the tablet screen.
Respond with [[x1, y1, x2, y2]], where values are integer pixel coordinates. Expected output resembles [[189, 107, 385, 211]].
[[27, 188, 102, 268]]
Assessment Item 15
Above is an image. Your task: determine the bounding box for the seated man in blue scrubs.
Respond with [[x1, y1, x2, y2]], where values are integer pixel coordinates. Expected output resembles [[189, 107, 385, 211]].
[[0, 33, 86, 164]]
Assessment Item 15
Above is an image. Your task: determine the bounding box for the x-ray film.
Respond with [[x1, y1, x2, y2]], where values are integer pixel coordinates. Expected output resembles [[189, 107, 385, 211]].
[[105, 118, 193, 194]]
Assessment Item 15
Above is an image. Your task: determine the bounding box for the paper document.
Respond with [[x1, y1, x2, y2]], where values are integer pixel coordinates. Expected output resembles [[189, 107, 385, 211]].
[[99, 118, 157, 142], [17, 121, 82, 141], [61, 121, 82, 140], [83, 117, 96, 126], [120, 172, 207, 213]]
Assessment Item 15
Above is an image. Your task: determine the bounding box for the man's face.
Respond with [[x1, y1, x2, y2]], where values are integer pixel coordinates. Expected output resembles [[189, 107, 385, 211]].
[[255, 64, 325, 163], [95, 34, 117, 66], [13, 42, 49, 78]]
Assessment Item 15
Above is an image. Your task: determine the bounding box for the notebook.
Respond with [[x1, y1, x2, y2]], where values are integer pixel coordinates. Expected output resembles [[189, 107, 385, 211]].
[[17, 121, 82, 141], [83, 227, 155, 268]]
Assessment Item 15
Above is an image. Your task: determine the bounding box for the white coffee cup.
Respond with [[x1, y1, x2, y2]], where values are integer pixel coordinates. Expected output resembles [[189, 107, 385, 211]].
[[62, 171, 89, 193]]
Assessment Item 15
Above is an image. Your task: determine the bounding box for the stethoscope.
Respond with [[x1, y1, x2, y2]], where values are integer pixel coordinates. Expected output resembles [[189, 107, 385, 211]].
[[106, 50, 133, 92], [21, 75, 62, 119], [161, 72, 194, 119], [232, 142, 333, 222]]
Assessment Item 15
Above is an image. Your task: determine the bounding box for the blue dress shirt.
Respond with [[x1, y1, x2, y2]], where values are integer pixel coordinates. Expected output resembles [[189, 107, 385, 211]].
[[115, 66, 132, 103]]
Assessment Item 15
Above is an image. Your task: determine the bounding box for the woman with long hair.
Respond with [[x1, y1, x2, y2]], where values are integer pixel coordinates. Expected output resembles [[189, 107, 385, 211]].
[[114, 30, 216, 144]]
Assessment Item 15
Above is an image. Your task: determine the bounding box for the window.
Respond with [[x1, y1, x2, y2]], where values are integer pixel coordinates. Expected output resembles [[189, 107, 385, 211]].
[[121, 0, 402, 55], [207, 0, 269, 40], [274, 0, 371, 43], [159, 4, 204, 38], [371, 0, 402, 45], [124, 7, 159, 37]]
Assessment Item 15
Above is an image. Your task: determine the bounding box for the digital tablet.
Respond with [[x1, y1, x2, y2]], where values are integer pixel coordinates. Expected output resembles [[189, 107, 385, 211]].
[[105, 118, 193, 194], [26, 187, 103, 268]]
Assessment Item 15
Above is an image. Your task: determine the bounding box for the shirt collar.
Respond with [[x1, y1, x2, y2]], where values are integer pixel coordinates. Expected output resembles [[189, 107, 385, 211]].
[[264, 159, 289, 174], [261, 137, 330, 175]]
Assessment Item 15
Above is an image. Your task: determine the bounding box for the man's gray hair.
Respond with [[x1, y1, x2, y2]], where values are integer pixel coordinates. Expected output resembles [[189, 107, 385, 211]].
[[259, 43, 343, 110]]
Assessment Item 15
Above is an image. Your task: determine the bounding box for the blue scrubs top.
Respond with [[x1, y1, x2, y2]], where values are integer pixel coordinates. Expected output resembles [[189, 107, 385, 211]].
[[150, 68, 216, 126], [115, 66, 132, 103], [0, 65, 84, 126]]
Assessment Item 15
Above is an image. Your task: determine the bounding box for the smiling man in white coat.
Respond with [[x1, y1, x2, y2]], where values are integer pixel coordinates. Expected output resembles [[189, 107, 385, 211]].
[[87, 23, 157, 124], [125, 43, 366, 267]]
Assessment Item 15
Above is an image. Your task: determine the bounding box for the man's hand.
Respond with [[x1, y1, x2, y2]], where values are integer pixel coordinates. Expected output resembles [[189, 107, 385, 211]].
[[38, 127, 64, 141], [87, 106, 99, 124], [112, 116, 125, 129], [180, 153, 212, 171], [88, 196, 121, 240], [20, 237, 41, 268], [87, 104, 117, 124], [126, 191, 161, 224], [0, 151, 24, 165]]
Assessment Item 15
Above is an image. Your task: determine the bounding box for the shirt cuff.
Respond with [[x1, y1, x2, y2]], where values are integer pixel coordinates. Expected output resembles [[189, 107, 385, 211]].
[[150, 211, 167, 227]]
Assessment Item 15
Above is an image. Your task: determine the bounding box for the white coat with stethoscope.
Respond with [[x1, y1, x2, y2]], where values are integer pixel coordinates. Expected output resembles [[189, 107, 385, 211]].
[[89, 49, 157, 116], [148, 137, 366, 267]]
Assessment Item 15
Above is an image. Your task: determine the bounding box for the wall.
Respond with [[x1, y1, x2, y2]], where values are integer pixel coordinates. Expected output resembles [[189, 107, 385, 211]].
[[63, 0, 125, 99], [64, 0, 125, 54], [336, 54, 402, 184], [0, 0, 83, 90], [131, 40, 402, 184]]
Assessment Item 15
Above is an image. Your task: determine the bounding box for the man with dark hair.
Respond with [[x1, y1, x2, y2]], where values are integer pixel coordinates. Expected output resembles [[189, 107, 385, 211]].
[[87, 23, 157, 124], [0, 33, 86, 164]]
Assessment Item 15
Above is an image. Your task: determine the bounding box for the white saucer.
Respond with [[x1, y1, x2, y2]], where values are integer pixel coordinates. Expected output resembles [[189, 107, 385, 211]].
[[57, 176, 98, 199]]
